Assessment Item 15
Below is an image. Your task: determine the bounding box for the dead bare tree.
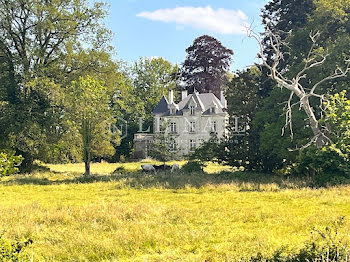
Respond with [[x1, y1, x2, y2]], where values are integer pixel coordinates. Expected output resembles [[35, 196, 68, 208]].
[[248, 27, 350, 148]]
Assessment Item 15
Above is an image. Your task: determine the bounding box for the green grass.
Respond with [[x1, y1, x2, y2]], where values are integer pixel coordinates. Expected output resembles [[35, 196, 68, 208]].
[[0, 162, 350, 261]]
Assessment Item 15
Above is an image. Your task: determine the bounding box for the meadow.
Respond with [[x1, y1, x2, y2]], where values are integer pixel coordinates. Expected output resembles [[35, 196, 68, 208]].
[[0, 161, 350, 261]]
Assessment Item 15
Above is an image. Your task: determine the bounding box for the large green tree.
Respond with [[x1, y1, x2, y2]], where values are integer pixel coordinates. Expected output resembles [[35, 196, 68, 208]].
[[180, 35, 233, 99], [249, 0, 350, 172], [112, 57, 178, 161], [223, 67, 265, 170], [132, 57, 178, 122], [0, 0, 109, 170], [64, 75, 114, 176]]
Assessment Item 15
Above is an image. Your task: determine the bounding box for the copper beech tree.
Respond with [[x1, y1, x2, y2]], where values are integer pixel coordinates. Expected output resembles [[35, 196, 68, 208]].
[[248, 27, 350, 148]]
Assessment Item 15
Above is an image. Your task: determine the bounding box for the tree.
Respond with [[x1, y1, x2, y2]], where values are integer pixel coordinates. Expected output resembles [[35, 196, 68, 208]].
[[248, 26, 350, 148], [295, 91, 350, 176], [180, 35, 233, 98], [41, 49, 123, 164], [222, 67, 265, 170], [0, 0, 109, 171], [242, 0, 350, 172], [64, 75, 114, 176], [132, 57, 178, 124], [189, 133, 222, 169], [148, 123, 178, 165], [111, 57, 178, 161]]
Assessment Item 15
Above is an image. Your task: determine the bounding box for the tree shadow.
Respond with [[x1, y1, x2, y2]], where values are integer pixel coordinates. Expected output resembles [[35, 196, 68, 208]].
[[0, 170, 317, 190]]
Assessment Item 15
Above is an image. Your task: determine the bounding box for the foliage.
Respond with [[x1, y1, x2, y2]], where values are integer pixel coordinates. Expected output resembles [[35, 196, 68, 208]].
[[189, 133, 222, 167], [224, 0, 350, 173], [110, 65, 145, 161], [326, 91, 350, 159], [132, 57, 178, 124], [222, 67, 265, 170], [251, 88, 313, 172], [249, 217, 349, 261], [0, 153, 23, 177], [0, 234, 32, 262], [294, 91, 350, 177], [180, 35, 233, 98], [181, 161, 203, 173], [148, 123, 178, 164], [64, 75, 115, 175], [0, 0, 110, 171], [220, 0, 318, 172], [110, 58, 177, 161]]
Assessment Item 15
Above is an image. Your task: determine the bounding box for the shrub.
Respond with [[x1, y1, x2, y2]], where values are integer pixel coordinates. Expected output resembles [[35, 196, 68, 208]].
[[248, 217, 349, 261], [0, 234, 32, 261], [292, 91, 350, 178], [119, 155, 126, 163], [181, 161, 203, 173], [0, 153, 23, 177]]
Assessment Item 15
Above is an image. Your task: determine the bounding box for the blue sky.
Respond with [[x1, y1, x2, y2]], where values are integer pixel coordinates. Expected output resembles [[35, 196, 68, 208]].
[[103, 0, 267, 71]]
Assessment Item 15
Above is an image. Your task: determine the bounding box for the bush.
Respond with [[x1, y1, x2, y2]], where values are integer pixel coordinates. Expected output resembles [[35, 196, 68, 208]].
[[313, 172, 350, 187], [0, 153, 23, 177], [0, 234, 32, 261], [181, 161, 203, 173], [291, 92, 350, 178], [248, 217, 349, 261]]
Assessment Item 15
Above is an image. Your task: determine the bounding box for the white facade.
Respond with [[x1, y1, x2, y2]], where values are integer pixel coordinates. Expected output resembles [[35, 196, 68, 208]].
[[152, 89, 228, 155]]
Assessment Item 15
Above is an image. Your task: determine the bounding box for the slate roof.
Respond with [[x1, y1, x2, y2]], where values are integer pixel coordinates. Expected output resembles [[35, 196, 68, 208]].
[[152, 95, 169, 114], [153, 92, 226, 116]]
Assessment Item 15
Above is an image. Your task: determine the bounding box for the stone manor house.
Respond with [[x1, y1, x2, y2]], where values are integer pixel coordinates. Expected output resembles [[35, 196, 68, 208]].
[[133, 89, 228, 159]]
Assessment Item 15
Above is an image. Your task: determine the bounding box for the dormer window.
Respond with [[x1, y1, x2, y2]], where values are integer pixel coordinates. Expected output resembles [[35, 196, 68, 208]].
[[190, 106, 195, 115], [170, 108, 176, 115], [211, 107, 216, 114]]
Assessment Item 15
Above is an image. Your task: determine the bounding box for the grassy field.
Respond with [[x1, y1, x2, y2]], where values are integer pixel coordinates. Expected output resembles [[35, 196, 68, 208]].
[[0, 161, 350, 261]]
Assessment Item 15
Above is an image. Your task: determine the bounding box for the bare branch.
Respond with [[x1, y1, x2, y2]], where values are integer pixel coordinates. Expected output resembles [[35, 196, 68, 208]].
[[248, 25, 350, 148]]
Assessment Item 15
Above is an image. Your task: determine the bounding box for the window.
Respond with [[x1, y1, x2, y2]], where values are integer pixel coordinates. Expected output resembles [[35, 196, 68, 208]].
[[189, 139, 196, 151], [190, 106, 195, 115], [211, 107, 216, 114], [189, 121, 196, 133], [211, 121, 217, 132], [170, 122, 177, 133], [170, 139, 177, 152], [170, 108, 176, 115]]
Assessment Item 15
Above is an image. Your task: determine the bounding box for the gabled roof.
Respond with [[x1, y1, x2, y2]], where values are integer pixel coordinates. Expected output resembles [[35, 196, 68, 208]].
[[153, 92, 226, 116]]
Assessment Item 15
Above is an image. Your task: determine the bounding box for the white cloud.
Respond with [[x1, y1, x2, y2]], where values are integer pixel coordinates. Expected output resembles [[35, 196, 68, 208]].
[[137, 6, 249, 35]]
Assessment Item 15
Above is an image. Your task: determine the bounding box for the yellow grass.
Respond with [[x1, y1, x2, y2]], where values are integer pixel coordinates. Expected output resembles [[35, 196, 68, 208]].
[[46, 160, 237, 174], [0, 162, 349, 261]]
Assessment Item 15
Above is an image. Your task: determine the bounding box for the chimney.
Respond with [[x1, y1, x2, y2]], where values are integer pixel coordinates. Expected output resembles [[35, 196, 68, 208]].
[[181, 90, 187, 101], [220, 90, 227, 108], [168, 90, 174, 104]]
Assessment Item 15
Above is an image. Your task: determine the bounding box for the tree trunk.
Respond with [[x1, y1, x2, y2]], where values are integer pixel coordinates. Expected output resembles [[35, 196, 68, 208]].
[[84, 159, 90, 176], [18, 150, 34, 173], [300, 96, 326, 148], [82, 120, 91, 176]]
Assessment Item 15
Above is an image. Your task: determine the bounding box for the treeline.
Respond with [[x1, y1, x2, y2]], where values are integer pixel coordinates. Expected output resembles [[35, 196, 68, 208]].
[[1, 0, 350, 177], [0, 0, 180, 174], [192, 0, 350, 177]]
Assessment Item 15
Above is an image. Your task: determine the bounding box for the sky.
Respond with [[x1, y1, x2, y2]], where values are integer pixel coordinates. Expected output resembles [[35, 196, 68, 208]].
[[103, 0, 267, 71]]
